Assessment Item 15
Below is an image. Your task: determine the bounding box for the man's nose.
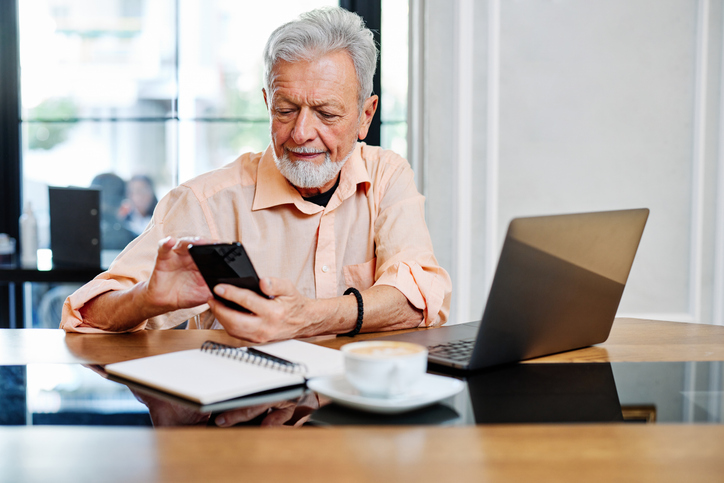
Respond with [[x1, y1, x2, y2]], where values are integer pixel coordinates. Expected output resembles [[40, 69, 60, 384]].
[[291, 108, 317, 145]]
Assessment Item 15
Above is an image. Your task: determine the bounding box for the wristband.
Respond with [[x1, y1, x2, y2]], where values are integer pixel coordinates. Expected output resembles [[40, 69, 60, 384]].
[[339, 287, 363, 337]]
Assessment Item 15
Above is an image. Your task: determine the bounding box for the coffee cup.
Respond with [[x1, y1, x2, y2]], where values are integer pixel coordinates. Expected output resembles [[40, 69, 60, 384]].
[[341, 340, 428, 398]]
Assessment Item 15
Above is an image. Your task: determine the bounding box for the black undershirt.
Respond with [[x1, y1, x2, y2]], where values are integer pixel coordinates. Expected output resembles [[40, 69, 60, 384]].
[[302, 175, 341, 207]]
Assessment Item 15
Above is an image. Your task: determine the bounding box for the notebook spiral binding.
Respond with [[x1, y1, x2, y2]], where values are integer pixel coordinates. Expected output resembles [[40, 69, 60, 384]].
[[200, 340, 308, 375]]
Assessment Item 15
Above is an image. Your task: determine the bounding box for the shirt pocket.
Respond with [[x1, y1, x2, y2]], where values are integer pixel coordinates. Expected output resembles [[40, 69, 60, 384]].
[[343, 258, 377, 291]]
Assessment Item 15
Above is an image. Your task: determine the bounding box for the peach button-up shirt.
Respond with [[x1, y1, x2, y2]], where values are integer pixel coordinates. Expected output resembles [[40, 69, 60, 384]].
[[60, 143, 451, 333]]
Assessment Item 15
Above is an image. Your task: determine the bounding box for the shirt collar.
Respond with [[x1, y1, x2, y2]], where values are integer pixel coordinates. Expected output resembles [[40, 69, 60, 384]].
[[252, 143, 371, 214]]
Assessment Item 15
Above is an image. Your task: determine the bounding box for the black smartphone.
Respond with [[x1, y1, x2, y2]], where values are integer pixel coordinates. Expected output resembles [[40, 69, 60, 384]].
[[188, 242, 266, 312]]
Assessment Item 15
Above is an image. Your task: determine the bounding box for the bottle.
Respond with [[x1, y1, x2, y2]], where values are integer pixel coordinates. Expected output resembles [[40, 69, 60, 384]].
[[20, 201, 38, 268], [0, 233, 16, 267]]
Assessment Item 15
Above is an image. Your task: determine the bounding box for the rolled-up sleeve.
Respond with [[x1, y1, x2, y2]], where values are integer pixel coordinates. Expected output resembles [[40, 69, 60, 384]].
[[60, 185, 214, 333], [370, 150, 452, 327]]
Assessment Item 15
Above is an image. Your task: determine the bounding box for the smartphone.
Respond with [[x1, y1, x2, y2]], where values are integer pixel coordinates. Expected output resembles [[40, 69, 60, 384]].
[[188, 242, 266, 312]]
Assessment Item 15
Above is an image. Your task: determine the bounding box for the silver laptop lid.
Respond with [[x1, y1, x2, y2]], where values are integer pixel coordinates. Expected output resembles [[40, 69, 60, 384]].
[[376, 208, 649, 371], [466, 208, 649, 369]]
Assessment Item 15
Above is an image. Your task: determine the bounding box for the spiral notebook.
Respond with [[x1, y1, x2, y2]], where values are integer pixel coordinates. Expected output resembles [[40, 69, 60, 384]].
[[104, 340, 344, 405]]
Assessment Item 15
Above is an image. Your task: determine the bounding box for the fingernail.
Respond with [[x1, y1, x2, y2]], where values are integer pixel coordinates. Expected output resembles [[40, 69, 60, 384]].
[[216, 415, 226, 426], [215, 286, 225, 295]]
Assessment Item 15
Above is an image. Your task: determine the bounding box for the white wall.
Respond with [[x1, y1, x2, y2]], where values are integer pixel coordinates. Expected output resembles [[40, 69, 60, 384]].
[[411, 0, 724, 325]]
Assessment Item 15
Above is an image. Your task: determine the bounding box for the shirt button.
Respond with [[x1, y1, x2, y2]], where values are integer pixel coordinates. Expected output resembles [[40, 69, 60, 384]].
[[322, 265, 330, 273]]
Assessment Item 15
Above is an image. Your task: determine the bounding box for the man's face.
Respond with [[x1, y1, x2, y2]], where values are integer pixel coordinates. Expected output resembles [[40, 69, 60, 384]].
[[264, 50, 377, 195]]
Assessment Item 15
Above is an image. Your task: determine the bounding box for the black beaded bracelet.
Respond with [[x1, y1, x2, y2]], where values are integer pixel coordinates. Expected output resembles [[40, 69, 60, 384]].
[[339, 287, 364, 337]]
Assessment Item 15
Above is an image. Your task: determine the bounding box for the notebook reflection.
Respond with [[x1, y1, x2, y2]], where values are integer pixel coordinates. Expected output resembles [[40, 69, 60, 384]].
[[105, 369, 317, 427], [131, 386, 321, 428]]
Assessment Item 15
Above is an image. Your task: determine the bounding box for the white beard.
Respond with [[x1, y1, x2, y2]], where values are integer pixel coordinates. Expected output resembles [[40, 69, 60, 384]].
[[273, 144, 355, 189]]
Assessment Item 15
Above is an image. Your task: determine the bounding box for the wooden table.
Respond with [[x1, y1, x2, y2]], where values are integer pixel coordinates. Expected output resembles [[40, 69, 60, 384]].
[[2, 425, 723, 483], [3, 317, 724, 365], [2, 318, 724, 482]]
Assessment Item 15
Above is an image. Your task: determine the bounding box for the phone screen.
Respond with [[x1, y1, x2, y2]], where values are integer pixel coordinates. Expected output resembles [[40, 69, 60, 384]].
[[188, 243, 264, 312]]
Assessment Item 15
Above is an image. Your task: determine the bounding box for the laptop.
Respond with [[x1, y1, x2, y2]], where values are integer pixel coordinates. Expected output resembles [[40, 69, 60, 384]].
[[377, 208, 649, 371]]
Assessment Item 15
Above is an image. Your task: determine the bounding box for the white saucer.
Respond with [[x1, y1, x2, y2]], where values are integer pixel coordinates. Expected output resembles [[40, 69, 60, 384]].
[[307, 374, 464, 414]]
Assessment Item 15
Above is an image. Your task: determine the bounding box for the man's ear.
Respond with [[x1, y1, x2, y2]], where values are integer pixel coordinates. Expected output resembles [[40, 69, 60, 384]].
[[357, 95, 379, 141], [263, 89, 269, 110]]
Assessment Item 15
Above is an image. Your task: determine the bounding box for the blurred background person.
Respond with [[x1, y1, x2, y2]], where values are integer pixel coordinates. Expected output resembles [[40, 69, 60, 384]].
[[121, 174, 158, 236], [90, 173, 137, 251]]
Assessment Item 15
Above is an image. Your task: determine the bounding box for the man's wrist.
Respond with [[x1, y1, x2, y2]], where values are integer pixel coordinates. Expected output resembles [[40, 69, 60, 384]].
[[328, 292, 362, 336], [134, 281, 173, 320], [296, 296, 357, 338]]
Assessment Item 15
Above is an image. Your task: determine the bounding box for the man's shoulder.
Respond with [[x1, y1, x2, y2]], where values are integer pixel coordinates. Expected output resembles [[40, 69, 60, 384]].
[[178, 151, 263, 199], [358, 144, 411, 170], [356, 143, 415, 190]]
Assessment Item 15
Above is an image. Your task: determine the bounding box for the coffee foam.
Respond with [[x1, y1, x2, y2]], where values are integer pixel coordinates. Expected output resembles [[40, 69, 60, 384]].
[[346, 341, 424, 358]]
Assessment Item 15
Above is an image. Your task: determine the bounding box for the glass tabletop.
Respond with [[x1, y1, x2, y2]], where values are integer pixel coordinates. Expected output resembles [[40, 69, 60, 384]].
[[0, 361, 721, 427]]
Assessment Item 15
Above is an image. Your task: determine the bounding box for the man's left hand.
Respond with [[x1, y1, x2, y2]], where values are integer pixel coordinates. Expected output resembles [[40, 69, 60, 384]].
[[207, 277, 329, 343]]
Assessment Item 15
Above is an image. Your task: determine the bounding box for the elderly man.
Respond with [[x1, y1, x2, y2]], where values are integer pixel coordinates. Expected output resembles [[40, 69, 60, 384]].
[[61, 7, 451, 342]]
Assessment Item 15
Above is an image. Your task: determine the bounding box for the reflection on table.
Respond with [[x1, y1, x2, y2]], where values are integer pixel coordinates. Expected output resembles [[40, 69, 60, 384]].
[[2, 321, 724, 482], [3, 360, 722, 428]]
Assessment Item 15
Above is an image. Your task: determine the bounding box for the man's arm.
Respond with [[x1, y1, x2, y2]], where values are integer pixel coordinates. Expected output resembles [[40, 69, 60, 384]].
[[206, 278, 421, 344], [79, 237, 212, 331]]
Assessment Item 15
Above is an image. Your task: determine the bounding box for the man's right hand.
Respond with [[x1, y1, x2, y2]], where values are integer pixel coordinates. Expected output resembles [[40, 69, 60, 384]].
[[143, 236, 213, 312], [79, 236, 213, 331]]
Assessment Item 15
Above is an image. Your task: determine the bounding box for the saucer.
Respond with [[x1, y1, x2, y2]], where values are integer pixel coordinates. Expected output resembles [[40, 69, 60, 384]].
[[307, 374, 464, 414]]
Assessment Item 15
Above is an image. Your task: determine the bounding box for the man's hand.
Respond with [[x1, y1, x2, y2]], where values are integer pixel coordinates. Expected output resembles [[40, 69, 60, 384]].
[[142, 236, 212, 312], [207, 277, 424, 343], [79, 236, 214, 331], [214, 392, 321, 427], [207, 277, 329, 343]]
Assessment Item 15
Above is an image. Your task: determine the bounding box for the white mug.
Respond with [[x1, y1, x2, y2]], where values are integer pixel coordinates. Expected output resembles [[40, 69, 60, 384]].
[[341, 341, 428, 398]]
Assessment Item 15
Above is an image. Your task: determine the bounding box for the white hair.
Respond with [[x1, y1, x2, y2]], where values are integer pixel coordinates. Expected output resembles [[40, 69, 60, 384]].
[[263, 7, 378, 108]]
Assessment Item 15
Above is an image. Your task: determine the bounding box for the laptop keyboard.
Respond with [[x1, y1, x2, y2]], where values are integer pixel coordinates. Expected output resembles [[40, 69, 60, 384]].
[[427, 338, 476, 363]]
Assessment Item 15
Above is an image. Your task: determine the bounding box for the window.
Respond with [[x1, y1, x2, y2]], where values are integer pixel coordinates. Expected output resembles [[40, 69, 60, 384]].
[[380, 0, 408, 159], [2, 0, 410, 329], [19, 0, 338, 256]]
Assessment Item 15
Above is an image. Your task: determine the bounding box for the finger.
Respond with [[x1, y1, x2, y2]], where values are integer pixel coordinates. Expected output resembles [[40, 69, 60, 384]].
[[214, 284, 272, 316], [207, 298, 268, 342], [173, 236, 212, 252], [208, 297, 259, 320], [157, 236, 176, 255], [292, 414, 313, 427], [259, 277, 295, 298], [260, 405, 296, 427], [214, 404, 274, 427], [154, 237, 179, 268]]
